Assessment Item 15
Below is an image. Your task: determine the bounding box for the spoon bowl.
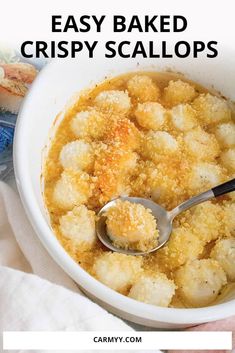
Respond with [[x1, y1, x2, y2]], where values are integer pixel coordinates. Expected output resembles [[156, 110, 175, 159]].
[[96, 179, 235, 255], [96, 196, 172, 255]]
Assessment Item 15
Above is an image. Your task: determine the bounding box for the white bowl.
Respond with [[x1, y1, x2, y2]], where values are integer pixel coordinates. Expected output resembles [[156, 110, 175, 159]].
[[14, 52, 235, 329]]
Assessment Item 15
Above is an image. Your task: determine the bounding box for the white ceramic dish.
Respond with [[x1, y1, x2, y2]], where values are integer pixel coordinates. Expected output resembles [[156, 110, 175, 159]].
[[14, 52, 235, 329]]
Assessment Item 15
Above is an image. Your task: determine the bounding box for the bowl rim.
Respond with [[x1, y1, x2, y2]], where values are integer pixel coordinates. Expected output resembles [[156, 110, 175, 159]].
[[13, 59, 235, 326]]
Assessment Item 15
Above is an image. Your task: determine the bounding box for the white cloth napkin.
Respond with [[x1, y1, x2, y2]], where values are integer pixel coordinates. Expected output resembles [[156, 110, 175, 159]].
[[0, 181, 161, 353]]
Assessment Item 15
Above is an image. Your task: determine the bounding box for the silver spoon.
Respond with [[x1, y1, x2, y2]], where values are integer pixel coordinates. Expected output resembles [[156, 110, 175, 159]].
[[96, 178, 235, 255]]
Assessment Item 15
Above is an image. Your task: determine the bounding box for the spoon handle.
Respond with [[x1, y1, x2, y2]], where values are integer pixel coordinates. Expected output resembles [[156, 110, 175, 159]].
[[169, 178, 235, 219], [212, 178, 235, 197]]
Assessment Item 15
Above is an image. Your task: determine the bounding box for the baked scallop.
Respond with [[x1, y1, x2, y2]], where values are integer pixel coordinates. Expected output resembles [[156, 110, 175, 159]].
[[215, 122, 235, 149], [128, 273, 176, 307], [59, 140, 94, 172], [170, 103, 197, 131], [59, 205, 96, 251], [70, 109, 106, 140], [127, 74, 160, 102], [105, 200, 159, 251], [186, 201, 223, 243], [131, 160, 180, 209], [188, 162, 223, 193], [94, 90, 131, 114], [211, 238, 235, 281], [175, 259, 227, 307], [53, 170, 92, 210], [192, 93, 231, 124], [163, 79, 196, 107], [144, 131, 178, 161], [157, 227, 203, 271], [93, 252, 142, 292], [183, 128, 220, 161], [135, 102, 166, 130], [220, 148, 235, 172]]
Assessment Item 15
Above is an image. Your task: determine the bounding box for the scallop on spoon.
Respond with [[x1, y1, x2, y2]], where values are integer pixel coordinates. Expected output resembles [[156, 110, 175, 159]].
[[96, 178, 235, 256]]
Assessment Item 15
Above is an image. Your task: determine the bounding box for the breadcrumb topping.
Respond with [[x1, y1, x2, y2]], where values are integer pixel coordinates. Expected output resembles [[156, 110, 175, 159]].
[[70, 109, 106, 140], [163, 79, 196, 106], [192, 93, 231, 124], [157, 227, 204, 271], [103, 117, 140, 151], [170, 104, 198, 131], [93, 145, 138, 205], [127, 75, 160, 102], [135, 102, 167, 130], [44, 71, 235, 308], [94, 89, 131, 114], [105, 200, 159, 251]]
